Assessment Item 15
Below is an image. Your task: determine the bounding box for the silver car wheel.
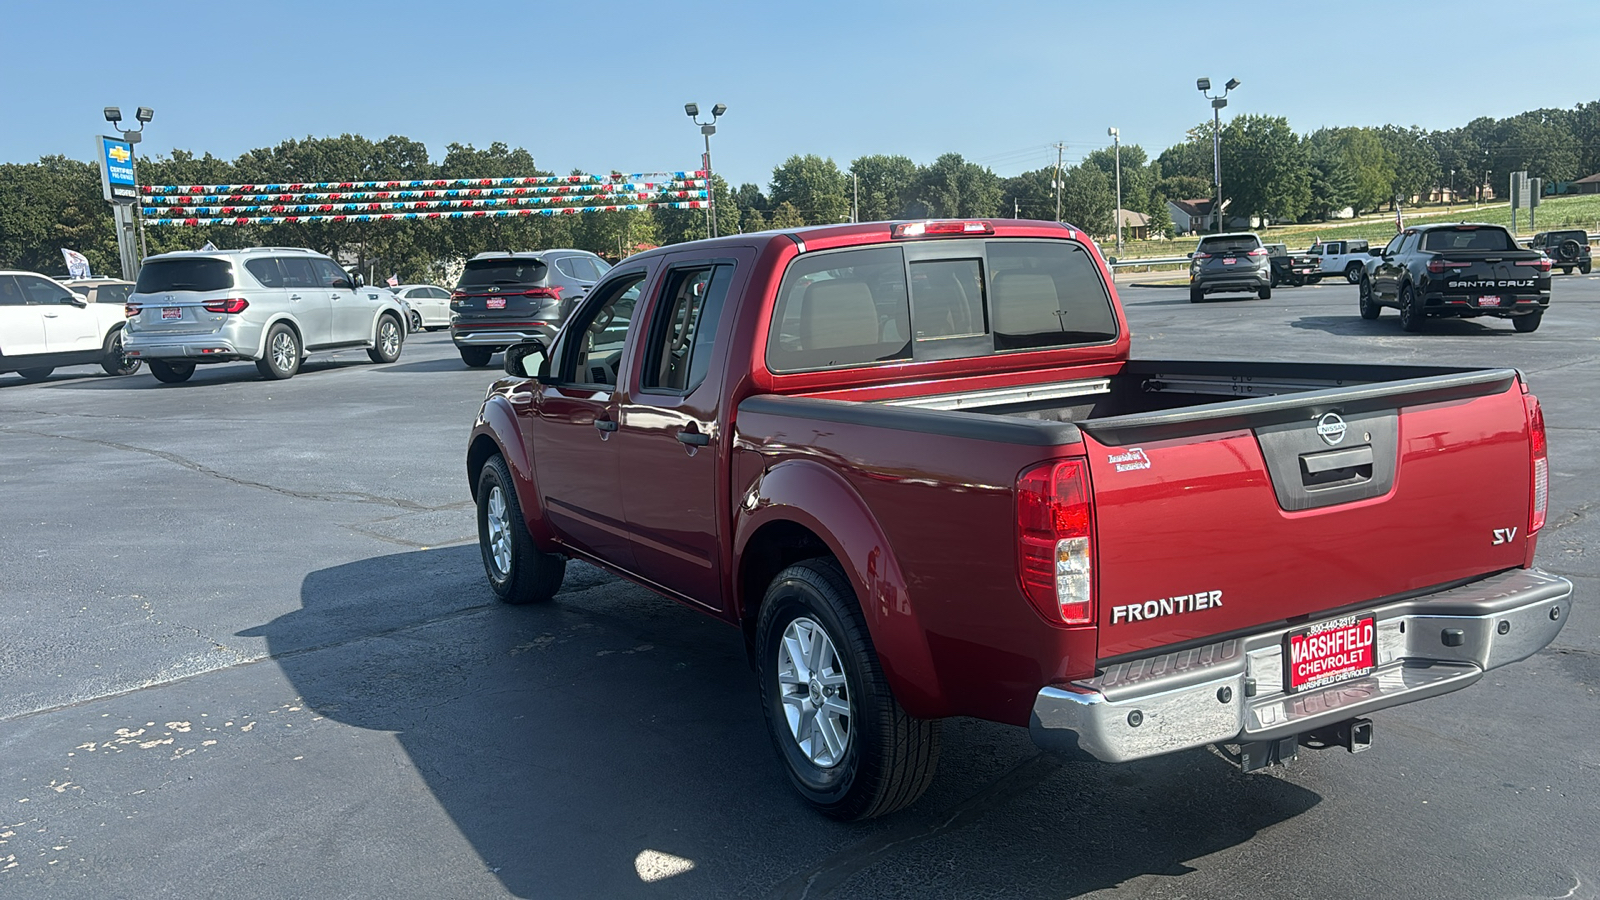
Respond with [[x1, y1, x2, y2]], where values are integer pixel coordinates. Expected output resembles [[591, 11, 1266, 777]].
[[271, 331, 297, 372], [486, 485, 512, 576], [380, 320, 401, 356], [776, 616, 852, 768]]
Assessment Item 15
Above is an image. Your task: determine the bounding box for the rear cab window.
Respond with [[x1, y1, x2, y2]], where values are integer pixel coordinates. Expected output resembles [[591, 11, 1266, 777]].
[[1420, 227, 1517, 252], [134, 258, 235, 293], [765, 238, 1117, 374]]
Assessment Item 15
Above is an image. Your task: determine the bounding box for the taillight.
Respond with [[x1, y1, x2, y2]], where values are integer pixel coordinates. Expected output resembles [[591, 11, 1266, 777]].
[[1247, 247, 1267, 257], [1192, 252, 1212, 260], [523, 286, 563, 300], [892, 221, 995, 238], [451, 290, 467, 306], [202, 298, 249, 314], [1016, 459, 1094, 625], [1527, 394, 1548, 534], [1515, 257, 1552, 272], [1427, 259, 1469, 273], [125, 304, 140, 318]]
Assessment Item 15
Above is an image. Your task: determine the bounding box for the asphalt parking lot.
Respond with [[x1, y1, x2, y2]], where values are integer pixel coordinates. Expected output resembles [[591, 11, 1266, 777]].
[[2, 274, 1597, 900]]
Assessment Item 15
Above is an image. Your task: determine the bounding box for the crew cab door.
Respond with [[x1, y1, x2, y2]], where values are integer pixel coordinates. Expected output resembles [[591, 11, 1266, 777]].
[[1371, 233, 1408, 301], [528, 269, 650, 569], [614, 251, 751, 612], [0, 275, 48, 356], [18, 275, 99, 353], [278, 257, 333, 348]]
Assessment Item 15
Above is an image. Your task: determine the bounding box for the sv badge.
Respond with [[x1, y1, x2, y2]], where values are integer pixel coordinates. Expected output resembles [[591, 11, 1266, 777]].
[[1492, 527, 1518, 545]]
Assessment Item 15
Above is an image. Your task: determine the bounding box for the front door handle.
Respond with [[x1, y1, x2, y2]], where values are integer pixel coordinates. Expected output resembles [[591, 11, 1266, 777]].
[[593, 418, 618, 434], [675, 429, 709, 447], [290, 294, 303, 301]]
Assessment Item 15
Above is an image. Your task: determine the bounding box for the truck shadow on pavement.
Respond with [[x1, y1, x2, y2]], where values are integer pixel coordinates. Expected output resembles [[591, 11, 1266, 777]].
[[1290, 315, 1517, 337], [245, 549, 1322, 898]]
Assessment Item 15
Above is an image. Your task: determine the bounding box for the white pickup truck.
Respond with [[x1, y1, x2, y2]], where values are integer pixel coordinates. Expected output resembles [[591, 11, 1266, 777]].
[[1306, 239, 1375, 284]]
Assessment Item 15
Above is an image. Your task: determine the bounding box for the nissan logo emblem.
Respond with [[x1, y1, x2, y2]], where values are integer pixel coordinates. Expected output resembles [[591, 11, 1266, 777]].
[[1316, 412, 1348, 446]]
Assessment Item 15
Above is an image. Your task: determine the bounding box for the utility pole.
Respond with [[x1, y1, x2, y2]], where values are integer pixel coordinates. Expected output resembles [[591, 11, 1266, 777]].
[[1014, 197, 1020, 218], [852, 172, 858, 223], [1197, 78, 1240, 233], [1053, 142, 1065, 223], [1108, 127, 1123, 253]]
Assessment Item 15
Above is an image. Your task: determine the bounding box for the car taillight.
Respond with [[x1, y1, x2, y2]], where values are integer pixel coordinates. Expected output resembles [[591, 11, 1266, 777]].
[[1247, 247, 1267, 257], [892, 221, 995, 238], [1016, 459, 1094, 625], [1427, 259, 1469, 273], [1515, 258, 1552, 272], [1527, 394, 1548, 534], [202, 298, 249, 314], [451, 291, 467, 306], [523, 286, 563, 300], [1192, 252, 1212, 260], [125, 304, 140, 318]]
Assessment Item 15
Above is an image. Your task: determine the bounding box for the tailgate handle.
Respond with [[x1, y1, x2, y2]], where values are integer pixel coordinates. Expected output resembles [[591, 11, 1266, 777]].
[[1300, 445, 1374, 483]]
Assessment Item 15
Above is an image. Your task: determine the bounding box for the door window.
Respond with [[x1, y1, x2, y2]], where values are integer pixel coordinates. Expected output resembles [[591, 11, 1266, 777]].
[[1382, 235, 1405, 256], [555, 273, 646, 386], [641, 265, 731, 395], [16, 276, 74, 305], [0, 276, 26, 306], [279, 258, 318, 289], [311, 259, 352, 289], [245, 258, 285, 288]]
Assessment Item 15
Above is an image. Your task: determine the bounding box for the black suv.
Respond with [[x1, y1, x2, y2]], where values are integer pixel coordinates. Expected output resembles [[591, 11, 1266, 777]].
[[450, 250, 611, 367], [1528, 230, 1592, 275]]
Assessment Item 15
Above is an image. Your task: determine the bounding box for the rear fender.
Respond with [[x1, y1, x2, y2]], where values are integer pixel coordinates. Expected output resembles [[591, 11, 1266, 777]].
[[467, 393, 556, 546], [251, 314, 303, 359], [735, 458, 947, 718]]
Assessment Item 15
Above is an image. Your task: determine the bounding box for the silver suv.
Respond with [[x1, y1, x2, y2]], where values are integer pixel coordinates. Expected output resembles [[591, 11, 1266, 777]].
[[125, 248, 407, 383], [1189, 232, 1272, 302]]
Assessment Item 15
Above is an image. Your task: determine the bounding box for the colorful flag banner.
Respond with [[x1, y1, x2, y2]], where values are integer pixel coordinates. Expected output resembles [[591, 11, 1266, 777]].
[[144, 200, 708, 226], [142, 172, 708, 195], [141, 180, 706, 205], [142, 190, 707, 217], [61, 249, 91, 279]]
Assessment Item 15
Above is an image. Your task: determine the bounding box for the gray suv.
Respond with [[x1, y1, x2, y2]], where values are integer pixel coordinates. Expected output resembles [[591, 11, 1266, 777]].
[[1189, 232, 1272, 302], [450, 249, 610, 367], [125, 248, 408, 383]]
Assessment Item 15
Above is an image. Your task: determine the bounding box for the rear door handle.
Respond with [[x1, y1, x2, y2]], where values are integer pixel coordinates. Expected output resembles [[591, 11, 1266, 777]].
[[675, 430, 709, 446], [290, 294, 303, 301], [593, 418, 618, 433]]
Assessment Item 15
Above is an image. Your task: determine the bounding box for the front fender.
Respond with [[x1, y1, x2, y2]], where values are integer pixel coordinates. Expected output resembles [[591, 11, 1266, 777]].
[[735, 458, 948, 719], [468, 391, 556, 546]]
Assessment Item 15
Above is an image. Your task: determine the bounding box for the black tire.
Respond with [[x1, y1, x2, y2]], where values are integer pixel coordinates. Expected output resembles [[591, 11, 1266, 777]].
[[1291, 276, 1305, 287], [1269, 271, 1279, 288], [1189, 287, 1203, 303], [459, 346, 494, 368], [756, 557, 940, 821], [256, 323, 302, 380], [17, 367, 53, 383], [1398, 283, 1425, 333], [476, 454, 565, 604], [1513, 310, 1543, 333], [1358, 276, 1380, 319], [367, 314, 403, 364], [1345, 263, 1363, 284], [1309, 274, 1324, 284], [408, 310, 423, 333], [148, 360, 195, 384], [1582, 262, 1592, 275], [1562, 267, 1574, 276], [100, 326, 142, 376], [1257, 285, 1272, 301]]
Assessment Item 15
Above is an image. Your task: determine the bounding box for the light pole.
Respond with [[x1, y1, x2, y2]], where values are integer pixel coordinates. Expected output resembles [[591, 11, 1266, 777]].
[[1196, 77, 1239, 233], [104, 105, 154, 275], [1107, 127, 1123, 253], [684, 102, 726, 238]]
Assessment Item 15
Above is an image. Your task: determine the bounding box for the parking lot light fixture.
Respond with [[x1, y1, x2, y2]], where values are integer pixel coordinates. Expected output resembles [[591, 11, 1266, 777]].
[[136, 107, 154, 124], [685, 102, 727, 238], [1197, 77, 1240, 232], [104, 106, 121, 124]]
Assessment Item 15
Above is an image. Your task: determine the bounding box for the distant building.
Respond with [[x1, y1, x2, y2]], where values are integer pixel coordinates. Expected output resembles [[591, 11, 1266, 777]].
[[1113, 208, 1152, 240], [1571, 173, 1600, 195]]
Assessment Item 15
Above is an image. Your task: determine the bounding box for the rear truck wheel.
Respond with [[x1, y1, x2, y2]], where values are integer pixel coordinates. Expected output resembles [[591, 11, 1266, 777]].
[[367, 314, 403, 364], [1309, 274, 1324, 284], [1398, 283, 1425, 333], [1582, 262, 1592, 275], [100, 326, 142, 376], [1513, 310, 1543, 333], [256, 323, 302, 379], [1358, 276, 1380, 319], [408, 310, 422, 333], [1291, 276, 1305, 287], [1562, 267, 1574, 276], [1269, 271, 1279, 288], [1345, 263, 1363, 284], [17, 367, 53, 383], [148, 360, 195, 384], [1189, 287, 1203, 303], [459, 346, 493, 368], [1257, 285, 1272, 300], [757, 557, 940, 821], [477, 454, 565, 604]]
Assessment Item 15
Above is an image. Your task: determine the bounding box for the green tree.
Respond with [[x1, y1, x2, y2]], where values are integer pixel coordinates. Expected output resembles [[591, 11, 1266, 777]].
[[1060, 164, 1114, 235], [1317, 127, 1393, 214], [741, 205, 768, 233], [1491, 112, 1581, 190], [1157, 174, 1213, 203], [1219, 115, 1310, 224], [0, 156, 117, 275], [999, 167, 1058, 221], [1378, 125, 1439, 205], [903, 153, 1001, 218], [849, 154, 917, 221], [1084, 144, 1153, 217], [1303, 136, 1357, 221], [1156, 125, 1217, 182], [767, 201, 806, 229], [769, 154, 849, 225]]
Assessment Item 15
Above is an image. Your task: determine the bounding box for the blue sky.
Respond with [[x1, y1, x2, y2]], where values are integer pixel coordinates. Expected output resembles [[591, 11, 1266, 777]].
[[2, 0, 1593, 189]]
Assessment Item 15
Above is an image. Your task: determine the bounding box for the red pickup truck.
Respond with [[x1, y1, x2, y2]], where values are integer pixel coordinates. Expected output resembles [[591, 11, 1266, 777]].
[[466, 219, 1571, 820]]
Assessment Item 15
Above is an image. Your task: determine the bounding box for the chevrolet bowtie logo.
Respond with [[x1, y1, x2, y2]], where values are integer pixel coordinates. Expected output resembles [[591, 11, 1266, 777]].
[[108, 145, 131, 163]]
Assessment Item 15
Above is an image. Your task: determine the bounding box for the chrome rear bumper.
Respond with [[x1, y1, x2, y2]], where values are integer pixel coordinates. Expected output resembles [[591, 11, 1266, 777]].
[[1030, 568, 1572, 763]]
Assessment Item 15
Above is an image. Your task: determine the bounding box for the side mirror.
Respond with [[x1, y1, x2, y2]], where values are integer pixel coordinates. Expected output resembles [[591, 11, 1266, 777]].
[[63, 293, 88, 307], [352, 273, 365, 289], [504, 340, 549, 378]]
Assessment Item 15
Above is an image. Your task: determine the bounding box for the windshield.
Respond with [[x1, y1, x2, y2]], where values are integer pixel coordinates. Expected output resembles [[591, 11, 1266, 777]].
[[134, 258, 235, 293], [457, 259, 548, 289], [1420, 227, 1517, 252]]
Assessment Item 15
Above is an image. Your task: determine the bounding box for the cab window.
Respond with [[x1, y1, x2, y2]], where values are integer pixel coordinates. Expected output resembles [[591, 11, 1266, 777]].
[[556, 273, 646, 387], [642, 265, 732, 395]]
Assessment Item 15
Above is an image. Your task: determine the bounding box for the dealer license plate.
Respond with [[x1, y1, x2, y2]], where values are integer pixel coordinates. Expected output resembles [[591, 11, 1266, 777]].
[[486, 298, 506, 309], [161, 307, 182, 319], [1284, 613, 1376, 693], [1476, 295, 1501, 307], [1223, 257, 1237, 265]]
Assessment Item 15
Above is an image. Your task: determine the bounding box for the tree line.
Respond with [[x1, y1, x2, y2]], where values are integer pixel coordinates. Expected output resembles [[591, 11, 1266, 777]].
[[2, 99, 1595, 281]]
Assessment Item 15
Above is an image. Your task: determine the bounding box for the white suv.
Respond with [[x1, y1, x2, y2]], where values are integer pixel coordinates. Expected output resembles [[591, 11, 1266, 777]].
[[125, 248, 408, 383], [0, 270, 140, 382]]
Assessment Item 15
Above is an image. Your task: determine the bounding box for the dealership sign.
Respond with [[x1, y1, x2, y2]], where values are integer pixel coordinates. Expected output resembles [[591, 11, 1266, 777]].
[[97, 135, 138, 203]]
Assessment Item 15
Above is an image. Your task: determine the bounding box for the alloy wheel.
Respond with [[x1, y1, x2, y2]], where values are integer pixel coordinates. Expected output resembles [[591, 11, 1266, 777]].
[[776, 616, 852, 768], [486, 486, 512, 576]]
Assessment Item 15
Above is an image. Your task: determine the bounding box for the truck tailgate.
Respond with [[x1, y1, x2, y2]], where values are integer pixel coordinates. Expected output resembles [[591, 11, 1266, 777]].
[[1079, 368, 1535, 660]]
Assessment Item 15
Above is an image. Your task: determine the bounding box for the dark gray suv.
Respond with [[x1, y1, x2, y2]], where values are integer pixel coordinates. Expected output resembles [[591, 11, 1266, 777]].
[[1189, 232, 1272, 302], [450, 249, 611, 367]]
